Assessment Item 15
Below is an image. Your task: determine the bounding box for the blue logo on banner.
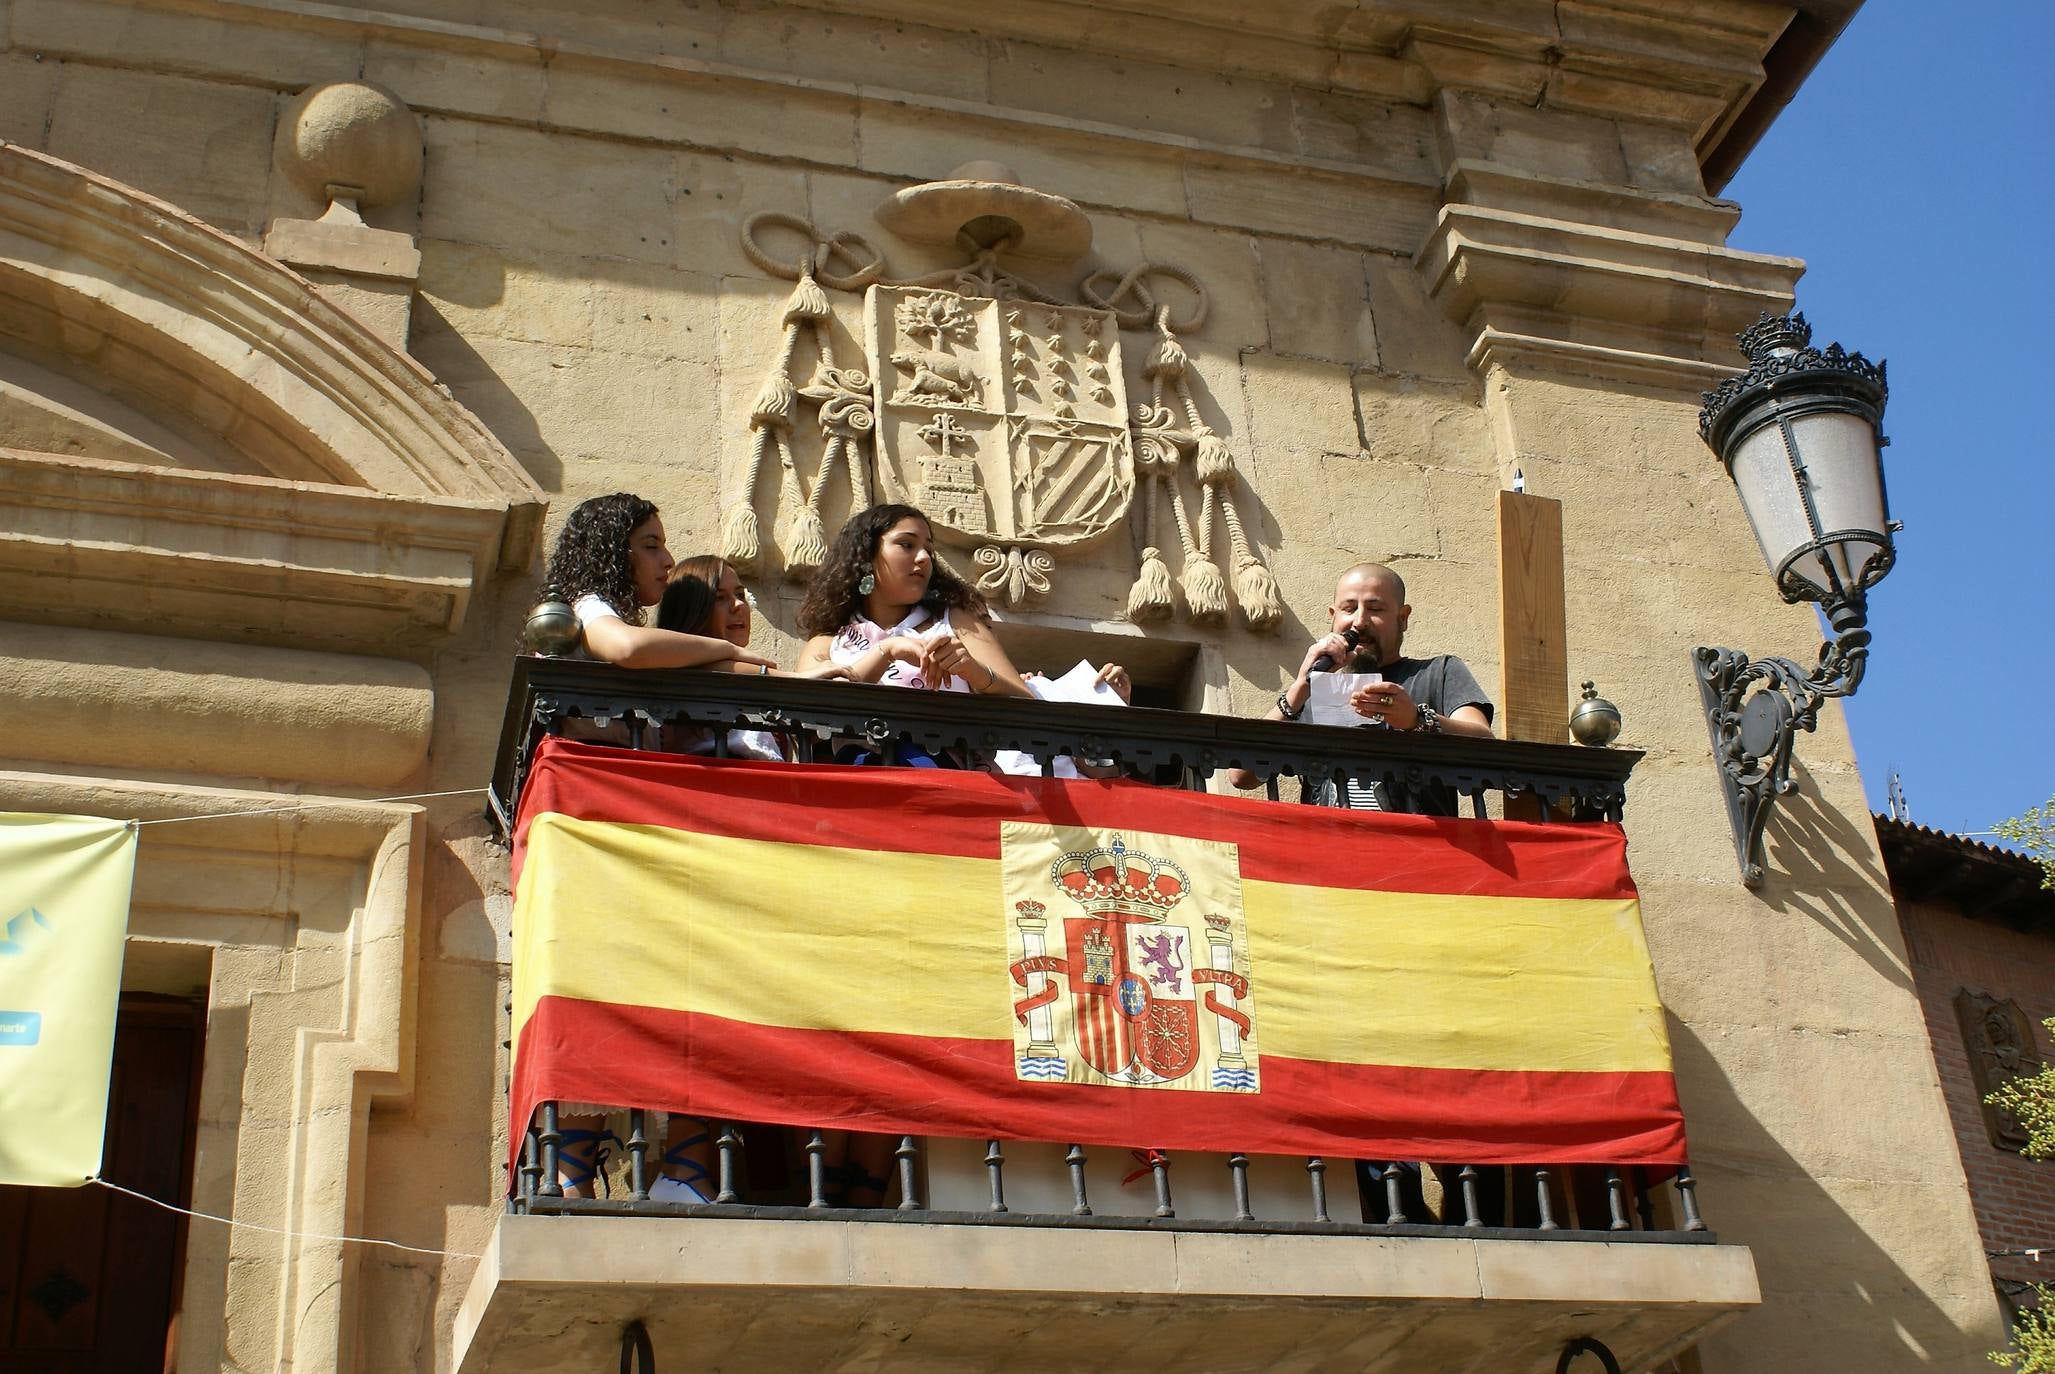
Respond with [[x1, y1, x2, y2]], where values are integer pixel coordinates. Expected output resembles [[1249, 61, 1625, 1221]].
[[0, 1012, 41, 1046]]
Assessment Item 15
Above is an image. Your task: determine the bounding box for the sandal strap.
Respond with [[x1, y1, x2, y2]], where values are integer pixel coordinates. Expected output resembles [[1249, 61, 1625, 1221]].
[[662, 1124, 714, 1188], [553, 1127, 619, 1190]]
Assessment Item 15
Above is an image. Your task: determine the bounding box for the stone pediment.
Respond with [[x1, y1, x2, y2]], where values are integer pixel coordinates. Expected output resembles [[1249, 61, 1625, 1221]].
[[0, 142, 544, 651]]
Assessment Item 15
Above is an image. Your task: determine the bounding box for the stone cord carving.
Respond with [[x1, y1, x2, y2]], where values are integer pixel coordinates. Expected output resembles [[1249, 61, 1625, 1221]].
[[1953, 989, 2044, 1153], [728, 194, 1282, 626]]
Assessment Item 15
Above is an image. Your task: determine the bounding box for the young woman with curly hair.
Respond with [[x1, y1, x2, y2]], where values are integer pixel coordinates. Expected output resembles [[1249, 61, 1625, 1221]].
[[545, 493, 772, 672], [794, 503, 1032, 699], [537, 495, 777, 1199], [790, 504, 1031, 1204]]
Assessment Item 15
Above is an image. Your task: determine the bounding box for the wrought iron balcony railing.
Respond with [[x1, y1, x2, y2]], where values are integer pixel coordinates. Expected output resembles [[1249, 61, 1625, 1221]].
[[488, 655, 1704, 1243], [488, 654, 1640, 834]]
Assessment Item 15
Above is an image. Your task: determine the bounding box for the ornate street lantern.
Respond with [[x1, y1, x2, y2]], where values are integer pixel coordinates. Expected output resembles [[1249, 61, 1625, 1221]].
[[1692, 312, 1896, 887]]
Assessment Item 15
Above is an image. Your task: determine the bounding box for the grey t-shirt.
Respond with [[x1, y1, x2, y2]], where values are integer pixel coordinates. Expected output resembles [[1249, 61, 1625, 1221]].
[[1303, 654, 1495, 817]]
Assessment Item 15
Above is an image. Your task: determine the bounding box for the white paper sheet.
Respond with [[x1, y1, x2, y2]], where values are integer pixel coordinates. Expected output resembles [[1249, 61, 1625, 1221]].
[[994, 660, 1126, 777], [1302, 670, 1382, 728]]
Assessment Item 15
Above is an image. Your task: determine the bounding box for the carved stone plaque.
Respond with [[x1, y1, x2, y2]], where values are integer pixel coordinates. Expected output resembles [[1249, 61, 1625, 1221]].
[[863, 285, 1133, 550], [1954, 989, 2043, 1153]]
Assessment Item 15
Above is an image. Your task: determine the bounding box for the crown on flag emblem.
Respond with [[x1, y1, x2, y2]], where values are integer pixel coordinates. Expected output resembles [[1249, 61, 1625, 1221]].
[[1050, 837, 1189, 917]]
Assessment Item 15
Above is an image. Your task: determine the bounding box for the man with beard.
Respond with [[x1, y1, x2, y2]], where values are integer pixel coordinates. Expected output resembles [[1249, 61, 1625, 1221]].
[[1231, 560, 1503, 1227], [1230, 561, 1494, 814]]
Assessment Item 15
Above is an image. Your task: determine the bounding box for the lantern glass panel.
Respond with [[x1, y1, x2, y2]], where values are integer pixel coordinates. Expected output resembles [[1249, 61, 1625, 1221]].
[[1726, 408, 1887, 599], [1786, 408, 1889, 591], [1728, 421, 1815, 589]]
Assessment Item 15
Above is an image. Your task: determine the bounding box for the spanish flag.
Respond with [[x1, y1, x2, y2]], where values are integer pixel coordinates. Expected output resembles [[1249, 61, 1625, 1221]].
[[509, 737, 1683, 1177]]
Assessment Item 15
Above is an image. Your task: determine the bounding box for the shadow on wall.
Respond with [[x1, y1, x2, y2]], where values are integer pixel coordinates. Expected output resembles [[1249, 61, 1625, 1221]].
[[1760, 757, 1911, 993], [1670, 1017, 1989, 1370], [409, 293, 564, 494]]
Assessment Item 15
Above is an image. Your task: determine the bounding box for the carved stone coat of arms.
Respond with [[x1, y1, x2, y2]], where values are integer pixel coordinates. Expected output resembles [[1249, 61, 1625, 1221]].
[[864, 285, 1134, 558]]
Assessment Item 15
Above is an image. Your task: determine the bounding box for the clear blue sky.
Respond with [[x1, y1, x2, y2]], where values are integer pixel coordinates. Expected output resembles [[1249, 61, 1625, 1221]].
[[1722, 3, 2054, 836]]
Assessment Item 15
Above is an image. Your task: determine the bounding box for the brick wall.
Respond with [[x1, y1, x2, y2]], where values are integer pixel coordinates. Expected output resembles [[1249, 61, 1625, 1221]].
[[1899, 895, 2055, 1298]]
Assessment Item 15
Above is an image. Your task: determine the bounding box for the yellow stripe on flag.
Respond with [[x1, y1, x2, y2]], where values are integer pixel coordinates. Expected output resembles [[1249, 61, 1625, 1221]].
[[514, 814, 1669, 1075]]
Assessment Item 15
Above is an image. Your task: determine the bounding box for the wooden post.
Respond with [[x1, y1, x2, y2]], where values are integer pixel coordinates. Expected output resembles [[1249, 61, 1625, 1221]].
[[1497, 490, 1569, 820]]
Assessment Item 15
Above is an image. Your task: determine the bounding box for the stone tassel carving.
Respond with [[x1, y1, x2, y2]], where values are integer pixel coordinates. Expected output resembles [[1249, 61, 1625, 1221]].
[[722, 269, 826, 572], [727, 216, 888, 580], [1127, 439, 1176, 623], [1127, 306, 1280, 630]]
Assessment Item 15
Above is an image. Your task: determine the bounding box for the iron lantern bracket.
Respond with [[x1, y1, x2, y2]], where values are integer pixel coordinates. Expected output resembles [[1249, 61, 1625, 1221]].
[[1692, 595, 1871, 888]]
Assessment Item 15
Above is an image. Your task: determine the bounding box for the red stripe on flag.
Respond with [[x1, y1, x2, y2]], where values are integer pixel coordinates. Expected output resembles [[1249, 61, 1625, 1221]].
[[508, 995, 1686, 1188], [514, 737, 1636, 900]]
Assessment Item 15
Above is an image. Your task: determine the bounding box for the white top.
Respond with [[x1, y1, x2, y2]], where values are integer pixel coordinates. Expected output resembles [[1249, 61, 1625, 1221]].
[[575, 594, 781, 761], [827, 607, 970, 693]]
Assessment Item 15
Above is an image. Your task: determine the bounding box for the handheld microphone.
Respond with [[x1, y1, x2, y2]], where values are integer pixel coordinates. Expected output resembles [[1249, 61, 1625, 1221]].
[[1309, 627, 1361, 675]]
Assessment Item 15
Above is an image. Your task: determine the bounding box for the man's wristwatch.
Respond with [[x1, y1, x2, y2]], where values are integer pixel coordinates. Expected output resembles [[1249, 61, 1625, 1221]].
[[1277, 691, 1302, 721], [1413, 704, 1442, 734]]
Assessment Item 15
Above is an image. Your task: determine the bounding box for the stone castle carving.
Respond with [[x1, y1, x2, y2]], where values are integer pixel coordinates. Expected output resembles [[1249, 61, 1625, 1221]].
[[720, 163, 1280, 629]]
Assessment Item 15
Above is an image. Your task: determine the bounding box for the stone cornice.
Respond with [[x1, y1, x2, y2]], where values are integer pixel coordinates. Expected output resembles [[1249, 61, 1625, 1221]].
[[1416, 203, 1801, 388], [0, 447, 510, 652], [0, 141, 543, 569], [61, 0, 1790, 200]]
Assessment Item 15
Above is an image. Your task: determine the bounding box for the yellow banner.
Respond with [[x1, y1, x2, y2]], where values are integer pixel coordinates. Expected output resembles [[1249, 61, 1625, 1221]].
[[0, 813, 136, 1187]]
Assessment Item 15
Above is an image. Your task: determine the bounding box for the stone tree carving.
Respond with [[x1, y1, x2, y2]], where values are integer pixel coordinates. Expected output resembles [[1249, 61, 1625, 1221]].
[[724, 162, 1280, 627]]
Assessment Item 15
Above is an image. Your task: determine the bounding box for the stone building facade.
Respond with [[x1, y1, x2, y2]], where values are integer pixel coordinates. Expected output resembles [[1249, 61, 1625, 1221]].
[[0, 0, 2013, 1370]]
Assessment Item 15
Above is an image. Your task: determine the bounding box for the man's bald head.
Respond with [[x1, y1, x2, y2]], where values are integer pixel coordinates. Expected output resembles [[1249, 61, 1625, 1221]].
[[1335, 562, 1405, 606]]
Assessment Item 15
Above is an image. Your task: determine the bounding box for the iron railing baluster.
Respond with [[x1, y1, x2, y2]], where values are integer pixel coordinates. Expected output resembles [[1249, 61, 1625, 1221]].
[[1066, 1144, 1092, 1216], [985, 1140, 1007, 1213], [538, 1101, 562, 1199], [1535, 1166, 1559, 1231], [1675, 1163, 1706, 1232], [896, 1136, 922, 1211], [1150, 1152, 1174, 1219], [626, 1109, 649, 1202], [1606, 1166, 1630, 1231], [1228, 1153, 1252, 1221], [1459, 1165, 1482, 1228], [806, 1130, 828, 1209], [1382, 1162, 1406, 1225], [715, 1122, 742, 1203], [1306, 1156, 1329, 1222]]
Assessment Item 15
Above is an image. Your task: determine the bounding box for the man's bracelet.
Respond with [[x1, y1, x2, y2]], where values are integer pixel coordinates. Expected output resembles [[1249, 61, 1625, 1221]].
[[1277, 691, 1302, 721], [1413, 704, 1442, 734]]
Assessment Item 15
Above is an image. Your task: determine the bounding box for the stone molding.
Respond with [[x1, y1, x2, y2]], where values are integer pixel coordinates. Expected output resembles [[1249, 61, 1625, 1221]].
[[22, 1, 1784, 243], [0, 446, 509, 652], [0, 141, 542, 567], [1416, 202, 1802, 388], [763, 0, 1785, 136], [0, 620, 435, 785], [0, 769, 424, 1374]]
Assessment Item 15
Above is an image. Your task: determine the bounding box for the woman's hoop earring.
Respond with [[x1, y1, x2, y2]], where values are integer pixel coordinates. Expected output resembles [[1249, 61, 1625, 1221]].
[[857, 572, 877, 596]]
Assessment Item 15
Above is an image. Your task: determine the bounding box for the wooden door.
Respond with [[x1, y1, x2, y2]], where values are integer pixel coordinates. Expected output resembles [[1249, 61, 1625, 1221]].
[[0, 997, 203, 1374]]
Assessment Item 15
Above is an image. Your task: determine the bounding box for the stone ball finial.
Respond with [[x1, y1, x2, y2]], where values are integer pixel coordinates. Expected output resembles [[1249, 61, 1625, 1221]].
[[277, 82, 424, 209]]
